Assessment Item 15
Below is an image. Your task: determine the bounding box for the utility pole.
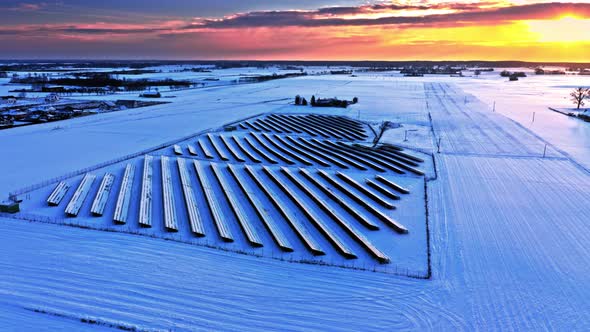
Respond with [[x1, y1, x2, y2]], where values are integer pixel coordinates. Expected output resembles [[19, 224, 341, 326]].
[[493, 101, 496, 112], [532, 112, 536, 123], [543, 144, 547, 158]]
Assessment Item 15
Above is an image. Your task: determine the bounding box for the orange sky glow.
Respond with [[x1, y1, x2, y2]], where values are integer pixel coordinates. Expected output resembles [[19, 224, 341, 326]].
[[1, 1, 590, 61]]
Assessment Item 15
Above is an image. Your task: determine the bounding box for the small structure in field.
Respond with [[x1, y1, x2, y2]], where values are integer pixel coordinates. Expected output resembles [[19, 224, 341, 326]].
[[45, 93, 60, 103], [0, 200, 19, 213], [1, 96, 17, 104], [140, 91, 161, 98], [535, 68, 565, 75], [501, 71, 526, 79], [311, 96, 359, 108], [99, 101, 117, 111]]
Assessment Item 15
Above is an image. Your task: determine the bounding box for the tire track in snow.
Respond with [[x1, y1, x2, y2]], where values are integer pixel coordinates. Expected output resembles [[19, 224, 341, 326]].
[[0, 218, 467, 331]]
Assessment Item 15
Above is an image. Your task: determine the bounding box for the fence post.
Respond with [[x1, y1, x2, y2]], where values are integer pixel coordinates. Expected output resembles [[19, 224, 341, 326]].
[[542, 144, 547, 158]]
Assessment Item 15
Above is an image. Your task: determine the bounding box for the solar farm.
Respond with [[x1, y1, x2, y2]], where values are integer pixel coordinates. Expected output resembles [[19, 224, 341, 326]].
[[15, 113, 431, 274], [3, 68, 590, 330]]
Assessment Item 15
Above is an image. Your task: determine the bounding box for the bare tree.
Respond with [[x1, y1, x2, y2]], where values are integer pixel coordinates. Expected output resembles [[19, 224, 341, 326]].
[[570, 87, 590, 109]]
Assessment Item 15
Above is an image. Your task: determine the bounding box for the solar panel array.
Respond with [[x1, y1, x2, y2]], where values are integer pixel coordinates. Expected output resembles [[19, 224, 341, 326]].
[[38, 113, 425, 265]]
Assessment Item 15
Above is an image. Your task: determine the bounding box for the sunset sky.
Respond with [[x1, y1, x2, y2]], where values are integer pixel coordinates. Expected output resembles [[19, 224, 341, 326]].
[[1, 1, 589, 61]]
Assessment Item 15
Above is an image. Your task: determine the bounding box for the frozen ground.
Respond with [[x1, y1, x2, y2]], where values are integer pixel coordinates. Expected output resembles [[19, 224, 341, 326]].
[[451, 70, 590, 170], [14, 118, 430, 274], [1, 73, 590, 330]]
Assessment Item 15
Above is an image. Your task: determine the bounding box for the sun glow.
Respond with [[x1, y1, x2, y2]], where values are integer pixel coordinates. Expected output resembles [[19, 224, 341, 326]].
[[527, 15, 590, 42]]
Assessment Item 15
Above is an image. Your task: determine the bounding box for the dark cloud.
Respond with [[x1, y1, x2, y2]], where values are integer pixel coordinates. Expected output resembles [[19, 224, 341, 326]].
[[2, 2, 590, 42], [315, 2, 501, 16], [0, 26, 169, 36], [200, 2, 590, 29]]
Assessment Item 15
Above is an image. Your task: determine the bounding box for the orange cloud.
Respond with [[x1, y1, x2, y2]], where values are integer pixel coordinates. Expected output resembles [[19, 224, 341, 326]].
[[1, 2, 590, 61]]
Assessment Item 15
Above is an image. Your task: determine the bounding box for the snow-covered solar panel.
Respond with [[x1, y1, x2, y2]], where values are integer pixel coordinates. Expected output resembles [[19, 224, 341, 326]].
[[273, 135, 330, 167], [47, 181, 70, 206], [298, 137, 367, 170], [173, 144, 183, 155], [263, 166, 356, 258], [177, 158, 205, 236], [269, 114, 318, 136], [207, 134, 230, 161], [231, 136, 261, 163], [187, 144, 198, 156], [113, 164, 135, 224], [243, 136, 277, 164], [161, 156, 178, 231], [336, 172, 395, 209], [138, 155, 153, 227], [315, 139, 386, 172], [198, 138, 215, 159], [219, 135, 245, 162], [194, 161, 233, 242], [90, 173, 115, 216], [211, 163, 262, 247], [250, 133, 295, 164], [335, 142, 411, 174], [286, 136, 349, 168], [365, 179, 401, 200], [227, 165, 293, 252], [245, 165, 324, 256], [318, 170, 407, 234], [299, 168, 380, 231], [375, 175, 410, 195], [267, 114, 303, 133], [261, 133, 313, 166], [65, 173, 96, 216], [281, 167, 390, 263]]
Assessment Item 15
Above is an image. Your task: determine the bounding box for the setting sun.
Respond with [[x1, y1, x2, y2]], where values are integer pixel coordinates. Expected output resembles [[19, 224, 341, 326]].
[[527, 15, 590, 42]]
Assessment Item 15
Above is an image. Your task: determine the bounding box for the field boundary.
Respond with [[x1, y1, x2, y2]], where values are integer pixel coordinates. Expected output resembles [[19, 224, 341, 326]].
[[0, 212, 429, 278], [7, 112, 265, 201]]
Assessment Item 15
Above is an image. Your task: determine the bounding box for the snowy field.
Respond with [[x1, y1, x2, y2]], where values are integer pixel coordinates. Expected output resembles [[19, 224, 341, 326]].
[[452, 70, 590, 170], [1, 72, 590, 330], [13, 113, 431, 275]]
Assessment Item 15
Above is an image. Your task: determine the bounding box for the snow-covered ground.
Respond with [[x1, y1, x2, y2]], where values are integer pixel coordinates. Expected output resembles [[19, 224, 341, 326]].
[[1, 72, 589, 330], [450, 70, 590, 171]]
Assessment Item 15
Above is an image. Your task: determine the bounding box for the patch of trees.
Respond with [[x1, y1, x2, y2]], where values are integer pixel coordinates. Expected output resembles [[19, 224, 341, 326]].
[[294, 95, 308, 106], [571, 87, 590, 109], [500, 70, 527, 78], [330, 70, 353, 75], [239, 72, 307, 83], [294, 95, 359, 108], [0, 62, 158, 72], [96, 69, 158, 75], [294, 95, 359, 107], [10, 74, 191, 91], [534, 68, 565, 75], [173, 67, 213, 73], [356, 67, 402, 73], [400, 66, 462, 75], [4, 60, 590, 74]]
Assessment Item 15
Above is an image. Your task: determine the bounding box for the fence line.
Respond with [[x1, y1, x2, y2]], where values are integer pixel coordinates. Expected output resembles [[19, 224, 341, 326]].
[[0, 211, 428, 278], [7, 112, 265, 201]]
